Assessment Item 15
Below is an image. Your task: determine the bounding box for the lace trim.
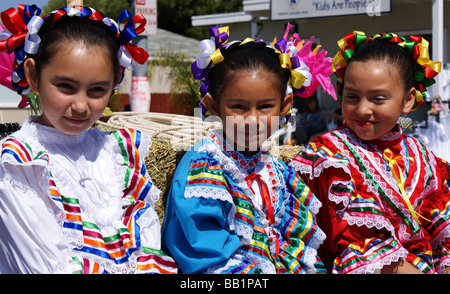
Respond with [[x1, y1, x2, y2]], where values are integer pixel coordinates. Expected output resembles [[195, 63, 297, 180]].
[[185, 186, 234, 203], [195, 131, 325, 260], [327, 129, 434, 241], [339, 247, 409, 274], [137, 132, 153, 161], [73, 207, 159, 274], [376, 126, 402, 142], [430, 222, 450, 249], [202, 249, 277, 274], [437, 256, 450, 274], [25, 116, 88, 146], [2, 124, 162, 273]]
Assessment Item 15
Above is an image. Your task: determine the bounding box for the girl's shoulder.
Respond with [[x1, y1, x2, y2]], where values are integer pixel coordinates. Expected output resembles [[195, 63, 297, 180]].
[[299, 126, 349, 157], [0, 121, 47, 166], [175, 138, 224, 174]]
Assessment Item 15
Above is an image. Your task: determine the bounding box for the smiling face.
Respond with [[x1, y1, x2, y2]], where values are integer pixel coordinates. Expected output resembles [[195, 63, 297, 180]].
[[341, 60, 416, 141], [24, 42, 116, 135], [203, 69, 292, 155]]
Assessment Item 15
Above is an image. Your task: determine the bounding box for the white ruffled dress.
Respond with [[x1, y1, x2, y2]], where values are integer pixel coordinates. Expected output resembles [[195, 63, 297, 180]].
[[0, 116, 177, 274]]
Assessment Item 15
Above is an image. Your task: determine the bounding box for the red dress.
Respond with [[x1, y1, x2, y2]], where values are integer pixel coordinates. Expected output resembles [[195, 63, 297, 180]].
[[290, 124, 450, 274]]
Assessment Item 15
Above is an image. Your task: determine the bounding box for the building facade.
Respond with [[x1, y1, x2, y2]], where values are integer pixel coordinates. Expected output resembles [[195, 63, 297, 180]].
[[191, 0, 450, 116]]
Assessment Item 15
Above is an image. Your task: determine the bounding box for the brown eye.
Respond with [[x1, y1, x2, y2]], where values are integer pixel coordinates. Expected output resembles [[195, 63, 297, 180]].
[[57, 83, 76, 94]]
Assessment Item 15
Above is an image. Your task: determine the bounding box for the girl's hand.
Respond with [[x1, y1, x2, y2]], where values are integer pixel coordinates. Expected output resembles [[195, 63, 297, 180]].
[[380, 259, 423, 274]]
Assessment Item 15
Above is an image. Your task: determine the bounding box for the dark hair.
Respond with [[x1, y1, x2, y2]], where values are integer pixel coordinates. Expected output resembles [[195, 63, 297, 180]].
[[346, 39, 415, 94], [206, 41, 290, 100], [33, 13, 121, 82]]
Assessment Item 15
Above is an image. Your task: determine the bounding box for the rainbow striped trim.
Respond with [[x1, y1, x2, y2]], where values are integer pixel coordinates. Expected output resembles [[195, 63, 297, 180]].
[[293, 127, 450, 273], [185, 149, 325, 273], [1, 136, 49, 164], [333, 237, 406, 274], [1, 129, 177, 274]]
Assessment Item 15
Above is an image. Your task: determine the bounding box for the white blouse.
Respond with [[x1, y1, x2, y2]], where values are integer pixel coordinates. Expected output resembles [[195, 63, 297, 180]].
[[0, 117, 176, 274]]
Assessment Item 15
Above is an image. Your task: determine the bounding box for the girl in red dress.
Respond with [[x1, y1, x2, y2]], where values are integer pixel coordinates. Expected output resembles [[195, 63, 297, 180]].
[[290, 31, 450, 274]]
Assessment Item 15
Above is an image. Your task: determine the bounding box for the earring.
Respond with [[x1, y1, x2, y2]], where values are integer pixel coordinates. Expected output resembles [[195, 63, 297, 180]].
[[398, 114, 412, 130]]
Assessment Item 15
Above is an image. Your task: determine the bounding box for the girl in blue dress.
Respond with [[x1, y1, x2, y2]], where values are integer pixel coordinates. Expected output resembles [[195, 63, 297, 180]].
[[162, 26, 335, 274]]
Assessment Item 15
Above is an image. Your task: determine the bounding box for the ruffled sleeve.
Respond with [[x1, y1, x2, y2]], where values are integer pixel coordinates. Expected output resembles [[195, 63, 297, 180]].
[[161, 146, 245, 274], [0, 137, 82, 274], [109, 128, 177, 274], [420, 156, 450, 273], [276, 160, 327, 273], [290, 134, 409, 274]]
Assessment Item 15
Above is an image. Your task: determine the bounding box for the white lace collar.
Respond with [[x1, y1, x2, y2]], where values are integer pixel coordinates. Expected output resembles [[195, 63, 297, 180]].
[[22, 116, 87, 146], [207, 130, 269, 170]]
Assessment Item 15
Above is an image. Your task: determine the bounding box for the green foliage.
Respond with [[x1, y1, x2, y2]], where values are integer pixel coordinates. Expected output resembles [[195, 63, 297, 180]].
[[43, 0, 132, 20], [149, 50, 200, 115], [43, 0, 242, 40], [157, 0, 242, 40]]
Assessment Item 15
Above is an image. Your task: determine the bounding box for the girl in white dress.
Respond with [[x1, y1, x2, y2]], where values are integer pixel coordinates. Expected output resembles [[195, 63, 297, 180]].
[[0, 5, 177, 274]]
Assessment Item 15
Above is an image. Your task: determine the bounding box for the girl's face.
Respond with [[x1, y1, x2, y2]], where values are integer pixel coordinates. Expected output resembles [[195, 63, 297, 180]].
[[204, 70, 292, 155], [342, 60, 415, 141], [24, 42, 116, 135]]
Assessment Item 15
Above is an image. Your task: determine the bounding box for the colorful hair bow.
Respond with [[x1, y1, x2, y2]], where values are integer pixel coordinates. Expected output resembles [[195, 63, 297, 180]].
[[191, 26, 230, 119], [0, 5, 149, 112], [272, 23, 336, 127], [192, 24, 336, 123], [272, 23, 336, 101], [332, 31, 441, 110], [191, 26, 229, 94], [0, 4, 43, 110]]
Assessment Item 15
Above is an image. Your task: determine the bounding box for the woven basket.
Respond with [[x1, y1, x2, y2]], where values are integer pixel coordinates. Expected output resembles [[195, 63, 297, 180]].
[[94, 112, 303, 223]]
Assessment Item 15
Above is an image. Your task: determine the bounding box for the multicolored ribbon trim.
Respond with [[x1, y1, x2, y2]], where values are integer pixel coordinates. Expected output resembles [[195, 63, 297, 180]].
[[383, 148, 430, 225], [191, 26, 230, 119], [332, 31, 441, 110], [191, 26, 229, 97], [0, 4, 43, 110]]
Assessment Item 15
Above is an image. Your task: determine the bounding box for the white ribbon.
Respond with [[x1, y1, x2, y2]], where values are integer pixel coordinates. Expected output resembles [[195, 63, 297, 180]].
[[0, 27, 11, 41], [195, 38, 216, 69], [67, 7, 82, 16], [24, 15, 44, 56], [11, 70, 21, 83], [103, 17, 119, 33], [117, 44, 135, 70], [285, 41, 298, 58], [294, 60, 312, 87]]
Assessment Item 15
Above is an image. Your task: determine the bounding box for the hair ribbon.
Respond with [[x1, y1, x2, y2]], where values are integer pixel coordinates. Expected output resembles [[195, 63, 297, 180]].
[[191, 26, 229, 81], [0, 5, 41, 52], [272, 23, 313, 96], [332, 30, 367, 76], [0, 5, 150, 111], [332, 31, 441, 109]]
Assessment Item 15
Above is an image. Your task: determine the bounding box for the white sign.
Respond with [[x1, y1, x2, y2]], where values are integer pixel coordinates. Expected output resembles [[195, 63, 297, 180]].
[[271, 0, 391, 20], [135, 0, 157, 36], [130, 76, 151, 112]]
